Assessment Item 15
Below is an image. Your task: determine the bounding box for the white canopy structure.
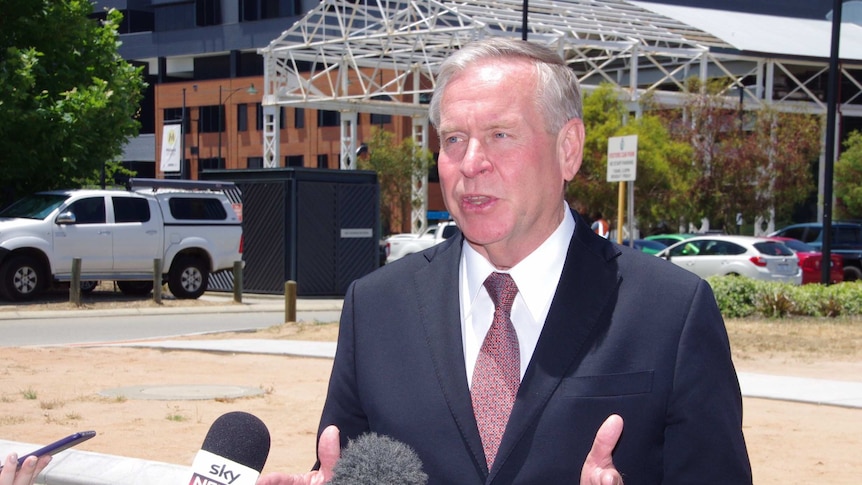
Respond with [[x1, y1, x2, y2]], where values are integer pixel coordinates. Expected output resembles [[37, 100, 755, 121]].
[[259, 0, 862, 232]]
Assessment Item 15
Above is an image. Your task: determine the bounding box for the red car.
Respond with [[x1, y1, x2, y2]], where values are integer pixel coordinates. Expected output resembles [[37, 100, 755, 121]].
[[769, 236, 843, 284]]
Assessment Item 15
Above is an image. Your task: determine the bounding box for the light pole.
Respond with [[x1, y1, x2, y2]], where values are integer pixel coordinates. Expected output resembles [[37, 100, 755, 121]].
[[218, 84, 258, 166]]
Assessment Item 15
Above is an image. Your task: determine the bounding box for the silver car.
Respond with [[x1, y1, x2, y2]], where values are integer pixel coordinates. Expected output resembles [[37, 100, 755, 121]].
[[657, 235, 802, 285]]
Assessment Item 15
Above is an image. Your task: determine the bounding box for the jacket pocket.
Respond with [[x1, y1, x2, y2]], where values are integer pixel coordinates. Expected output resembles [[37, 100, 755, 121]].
[[561, 370, 654, 397]]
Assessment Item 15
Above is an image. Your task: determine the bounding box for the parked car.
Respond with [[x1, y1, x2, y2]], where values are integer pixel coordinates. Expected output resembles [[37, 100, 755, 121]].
[[0, 179, 242, 301], [656, 235, 802, 284], [644, 233, 697, 247], [769, 222, 862, 281], [384, 221, 459, 263], [621, 239, 667, 255], [768, 236, 843, 284]]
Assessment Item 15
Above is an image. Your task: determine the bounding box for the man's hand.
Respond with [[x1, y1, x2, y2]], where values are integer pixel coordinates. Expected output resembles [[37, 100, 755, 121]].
[[581, 414, 624, 485], [256, 425, 341, 485]]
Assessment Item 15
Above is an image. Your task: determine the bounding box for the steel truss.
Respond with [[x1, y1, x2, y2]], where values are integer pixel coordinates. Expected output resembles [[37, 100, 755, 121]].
[[260, 0, 862, 233]]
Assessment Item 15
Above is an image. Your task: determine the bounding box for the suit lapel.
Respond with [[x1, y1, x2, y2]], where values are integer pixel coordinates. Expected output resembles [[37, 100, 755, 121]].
[[490, 213, 622, 481], [412, 235, 490, 475]]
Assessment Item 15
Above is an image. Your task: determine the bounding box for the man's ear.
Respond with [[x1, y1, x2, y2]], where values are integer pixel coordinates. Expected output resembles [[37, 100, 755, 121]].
[[559, 118, 585, 182]]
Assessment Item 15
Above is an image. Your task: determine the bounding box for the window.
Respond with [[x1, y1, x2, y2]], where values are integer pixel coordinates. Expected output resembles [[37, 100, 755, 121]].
[[317, 154, 328, 168], [370, 112, 391, 125], [199, 105, 222, 133], [247, 157, 263, 169], [317, 110, 340, 127], [168, 197, 228, 220], [286, 155, 303, 167], [256, 103, 263, 131], [199, 157, 225, 172], [67, 198, 106, 224], [163, 107, 191, 133], [237, 104, 248, 132], [195, 0, 221, 26], [295, 108, 305, 128], [112, 198, 151, 223]]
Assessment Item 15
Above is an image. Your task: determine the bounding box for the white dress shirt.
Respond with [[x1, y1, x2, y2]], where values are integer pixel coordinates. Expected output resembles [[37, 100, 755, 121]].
[[460, 208, 575, 387]]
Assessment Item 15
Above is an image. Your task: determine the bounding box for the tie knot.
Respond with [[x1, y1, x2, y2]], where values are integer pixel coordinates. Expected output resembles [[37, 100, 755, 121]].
[[483, 272, 518, 312]]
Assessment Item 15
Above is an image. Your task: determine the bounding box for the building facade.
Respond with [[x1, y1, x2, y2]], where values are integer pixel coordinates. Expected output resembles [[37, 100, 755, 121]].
[[93, 0, 417, 181]]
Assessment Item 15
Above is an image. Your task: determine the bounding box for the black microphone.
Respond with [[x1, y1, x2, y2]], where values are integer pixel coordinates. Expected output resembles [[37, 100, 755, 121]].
[[329, 432, 428, 485], [185, 411, 270, 485]]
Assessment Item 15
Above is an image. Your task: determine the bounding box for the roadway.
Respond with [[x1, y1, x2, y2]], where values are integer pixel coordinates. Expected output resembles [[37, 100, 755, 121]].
[[0, 293, 343, 347]]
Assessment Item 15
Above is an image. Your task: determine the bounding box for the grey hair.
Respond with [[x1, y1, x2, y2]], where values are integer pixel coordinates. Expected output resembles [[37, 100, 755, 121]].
[[428, 37, 583, 134]]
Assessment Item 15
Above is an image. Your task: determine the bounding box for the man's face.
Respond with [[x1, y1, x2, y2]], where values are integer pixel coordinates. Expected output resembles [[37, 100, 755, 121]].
[[436, 58, 583, 267]]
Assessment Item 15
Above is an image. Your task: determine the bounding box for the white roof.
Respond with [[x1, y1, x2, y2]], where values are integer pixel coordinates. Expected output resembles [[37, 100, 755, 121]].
[[631, 1, 862, 61]]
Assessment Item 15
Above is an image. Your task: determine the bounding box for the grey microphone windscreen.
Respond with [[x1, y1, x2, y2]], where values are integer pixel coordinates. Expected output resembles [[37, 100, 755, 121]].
[[329, 432, 428, 485]]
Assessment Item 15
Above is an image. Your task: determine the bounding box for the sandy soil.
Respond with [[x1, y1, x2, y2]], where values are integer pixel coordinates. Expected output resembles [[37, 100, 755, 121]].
[[0, 296, 860, 483]]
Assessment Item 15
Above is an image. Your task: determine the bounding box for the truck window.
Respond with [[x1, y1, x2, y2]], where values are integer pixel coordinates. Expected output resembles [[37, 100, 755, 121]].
[[168, 197, 228, 221], [113, 197, 151, 223], [67, 197, 106, 224]]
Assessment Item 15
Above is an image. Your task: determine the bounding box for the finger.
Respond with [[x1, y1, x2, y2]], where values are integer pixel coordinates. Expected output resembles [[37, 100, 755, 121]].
[[590, 414, 624, 467], [11, 455, 45, 485], [0, 454, 17, 485], [316, 425, 341, 482]]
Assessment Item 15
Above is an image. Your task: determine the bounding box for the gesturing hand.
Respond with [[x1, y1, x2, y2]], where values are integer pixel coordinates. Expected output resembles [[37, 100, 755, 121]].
[[580, 414, 624, 485], [256, 425, 341, 485]]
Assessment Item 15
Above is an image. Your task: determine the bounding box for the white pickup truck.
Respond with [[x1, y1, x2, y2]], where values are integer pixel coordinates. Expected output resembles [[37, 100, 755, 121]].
[[384, 221, 459, 263], [0, 178, 242, 301]]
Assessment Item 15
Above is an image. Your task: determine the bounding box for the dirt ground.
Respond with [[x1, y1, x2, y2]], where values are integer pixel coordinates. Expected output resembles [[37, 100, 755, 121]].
[[0, 293, 860, 484]]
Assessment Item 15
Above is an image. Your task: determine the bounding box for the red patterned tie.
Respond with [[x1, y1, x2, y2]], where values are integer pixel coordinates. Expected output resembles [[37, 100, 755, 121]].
[[471, 272, 520, 469]]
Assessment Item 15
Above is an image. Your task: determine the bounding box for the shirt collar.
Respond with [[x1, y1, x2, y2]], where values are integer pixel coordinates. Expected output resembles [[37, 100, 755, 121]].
[[464, 207, 575, 321]]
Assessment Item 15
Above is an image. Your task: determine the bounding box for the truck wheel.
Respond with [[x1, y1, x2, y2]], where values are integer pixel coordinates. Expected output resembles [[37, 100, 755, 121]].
[[117, 281, 154, 296], [844, 265, 862, 282], [0, 255, 45, 301], [168, 257, 209, 299]]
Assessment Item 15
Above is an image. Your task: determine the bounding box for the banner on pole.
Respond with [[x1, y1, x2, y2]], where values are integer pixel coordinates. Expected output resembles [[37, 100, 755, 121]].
[[160, 124, 182, 172]]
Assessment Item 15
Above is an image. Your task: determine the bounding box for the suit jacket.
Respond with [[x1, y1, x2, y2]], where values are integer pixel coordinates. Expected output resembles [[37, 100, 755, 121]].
[[319, 211, 752, 484]]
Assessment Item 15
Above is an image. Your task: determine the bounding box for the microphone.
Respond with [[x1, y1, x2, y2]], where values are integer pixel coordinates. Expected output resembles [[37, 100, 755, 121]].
[[329, 432, 428, 485], [185, 411, 270, 485]]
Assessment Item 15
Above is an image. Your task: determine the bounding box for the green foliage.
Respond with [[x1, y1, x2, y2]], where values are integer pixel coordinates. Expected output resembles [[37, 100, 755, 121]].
[[835, 130, 862, 219], [0, 1, 145, 199], [567, 84, 693, 231], [707, 276, 862, 318], [358, 128, 433, 234], [73, 160, 137, 189]]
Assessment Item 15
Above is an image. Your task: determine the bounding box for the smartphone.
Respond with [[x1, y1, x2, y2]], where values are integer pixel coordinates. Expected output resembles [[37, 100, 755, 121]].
[[0, 430, 96, 471]]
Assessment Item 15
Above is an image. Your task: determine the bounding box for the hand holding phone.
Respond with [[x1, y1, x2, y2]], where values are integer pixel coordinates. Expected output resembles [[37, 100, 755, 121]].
[[0, 430, 96, 471]]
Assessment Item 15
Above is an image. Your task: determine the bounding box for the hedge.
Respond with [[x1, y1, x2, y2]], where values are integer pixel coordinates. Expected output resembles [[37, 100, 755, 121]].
[[706, 276, 862, 318]]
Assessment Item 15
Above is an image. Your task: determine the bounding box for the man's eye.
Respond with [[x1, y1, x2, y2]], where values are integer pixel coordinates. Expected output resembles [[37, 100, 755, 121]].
[[445, 136, 460, 144], [494, 132, 508, 139]]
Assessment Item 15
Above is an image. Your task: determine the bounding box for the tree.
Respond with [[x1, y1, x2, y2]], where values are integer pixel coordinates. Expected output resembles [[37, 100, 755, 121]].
[[835, 130, 862, 219], [668, 78, 820, 232], [0, 0, 145, 202], [566, 84, 694, 234], [358, 128, 433, 235]]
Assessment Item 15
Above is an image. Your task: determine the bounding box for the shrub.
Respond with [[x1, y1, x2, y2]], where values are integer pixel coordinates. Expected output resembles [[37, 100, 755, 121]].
[[707, 277, 862, 319]]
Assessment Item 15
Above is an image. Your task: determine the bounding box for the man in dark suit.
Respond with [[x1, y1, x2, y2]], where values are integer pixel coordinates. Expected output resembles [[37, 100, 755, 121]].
[[259, 37, 751, 485]]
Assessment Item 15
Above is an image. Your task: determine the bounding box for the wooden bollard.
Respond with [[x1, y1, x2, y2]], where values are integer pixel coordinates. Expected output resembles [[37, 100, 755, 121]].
[[233, 261, 243, 303], [153, 259, 162, 304], [284, 280, 297, 323], [70, 258, 81, 306]]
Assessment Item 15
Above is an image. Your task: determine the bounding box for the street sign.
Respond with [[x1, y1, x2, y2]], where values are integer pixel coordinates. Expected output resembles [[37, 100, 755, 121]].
[[606, 135, 638, 182]]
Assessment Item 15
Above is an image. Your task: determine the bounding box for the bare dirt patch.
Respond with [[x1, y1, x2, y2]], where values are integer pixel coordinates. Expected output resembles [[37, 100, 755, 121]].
[[0, 306, 860, 484]]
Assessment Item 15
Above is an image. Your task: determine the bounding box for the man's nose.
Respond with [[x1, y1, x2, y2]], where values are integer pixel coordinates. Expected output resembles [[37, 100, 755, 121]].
[[460, 138, 491, 177]]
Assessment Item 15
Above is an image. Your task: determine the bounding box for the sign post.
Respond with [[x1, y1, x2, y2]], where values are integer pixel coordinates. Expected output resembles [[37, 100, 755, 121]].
[[607, 135, 638, 243]]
